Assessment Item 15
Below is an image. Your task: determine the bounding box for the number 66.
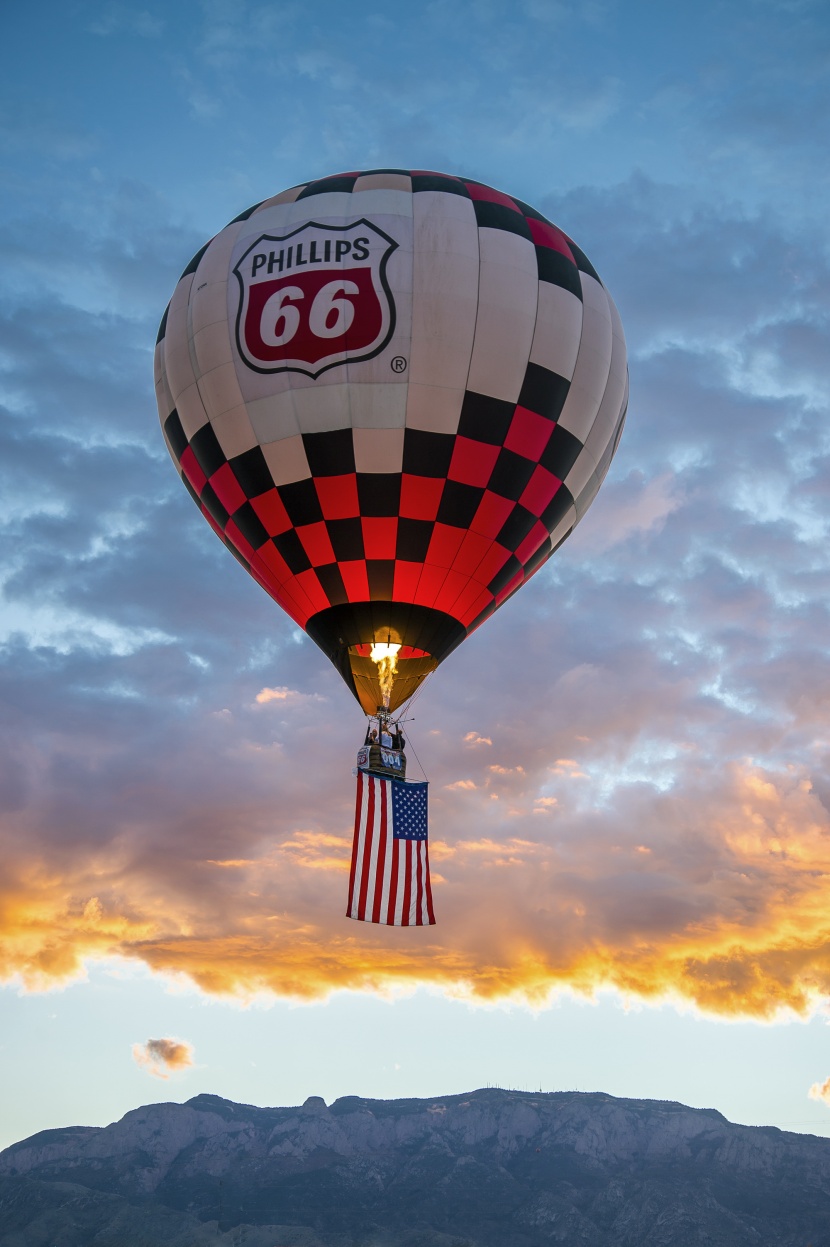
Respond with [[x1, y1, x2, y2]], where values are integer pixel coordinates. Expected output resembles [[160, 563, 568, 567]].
[[260, 280, 359, 346]]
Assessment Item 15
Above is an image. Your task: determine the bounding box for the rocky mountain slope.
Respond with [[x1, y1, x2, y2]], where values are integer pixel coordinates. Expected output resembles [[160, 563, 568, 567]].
[[1, 1087, 829, 1246]]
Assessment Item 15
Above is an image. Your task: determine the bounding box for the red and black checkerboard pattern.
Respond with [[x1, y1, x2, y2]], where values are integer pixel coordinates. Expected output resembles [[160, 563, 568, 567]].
[[159, 169, 615, 654]]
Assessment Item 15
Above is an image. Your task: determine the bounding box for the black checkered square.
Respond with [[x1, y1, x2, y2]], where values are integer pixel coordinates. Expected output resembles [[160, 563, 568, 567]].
[[273, 530, 311, 574], [316, 562, 349, 606], [367, 561, 395, 598], [539, 425, 582, 480], [487, 448, 536, 501], [535, 248, 583, 296], [458, 392, 515, 445], [496, 506, 537, 552], [519, 364, 570, 422], [199, 482, 229, 529], [356, 473, 400, 516], [396, 518, 433, 562], [231, 501, 269, 550], [437, 480, 483, 529], [278, 479, 323, 527], [190, 423, 226, 479], [541, 484, 575, 532], [488, 555, 522, 596], [163, 409, 187, 461], [297, 175, 358, 198], [411, 174, 470, 196], [230, 446, 273, 498], [327, 518, 364, 562], [471, 200, 533, 239], [303, 429, 356, 477], [402, 428, 455, 477]]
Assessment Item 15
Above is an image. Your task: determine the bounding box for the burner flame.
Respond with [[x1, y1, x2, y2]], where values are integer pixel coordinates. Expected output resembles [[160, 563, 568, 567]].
[[370, 643, 401, 709]]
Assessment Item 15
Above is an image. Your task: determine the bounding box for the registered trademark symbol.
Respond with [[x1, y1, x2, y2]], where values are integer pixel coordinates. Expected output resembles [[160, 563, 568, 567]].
[[390, 356, 407, 373]]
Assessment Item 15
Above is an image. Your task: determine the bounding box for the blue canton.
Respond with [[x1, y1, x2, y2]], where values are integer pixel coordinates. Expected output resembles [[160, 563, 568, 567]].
[[391, 780, 428, 841]]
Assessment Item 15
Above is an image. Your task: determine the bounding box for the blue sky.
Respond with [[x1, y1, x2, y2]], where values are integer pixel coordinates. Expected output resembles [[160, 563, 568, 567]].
[[2, 0, 830, 1151]]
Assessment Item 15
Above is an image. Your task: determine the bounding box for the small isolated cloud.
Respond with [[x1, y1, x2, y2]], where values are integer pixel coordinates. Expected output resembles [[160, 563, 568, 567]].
[[132, 1037, 194, 1080], [464, 732, 492, 746], [550, 759, 589, 778], [809, 1078, 830, 1105], [255, 686, 322, 705]]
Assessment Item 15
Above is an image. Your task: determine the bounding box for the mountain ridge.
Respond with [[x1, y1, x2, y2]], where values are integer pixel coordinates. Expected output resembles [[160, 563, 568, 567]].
[[2, 1086, 829, 1245]]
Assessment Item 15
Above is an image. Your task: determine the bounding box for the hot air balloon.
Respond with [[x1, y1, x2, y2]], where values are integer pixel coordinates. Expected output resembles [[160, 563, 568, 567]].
[[154, 169, 628, 741]]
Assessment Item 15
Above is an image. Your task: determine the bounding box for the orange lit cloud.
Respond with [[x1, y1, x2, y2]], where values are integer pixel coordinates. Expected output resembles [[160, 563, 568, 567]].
[[132, 1037, 194, 1079], [3, 753, 830, 1020], [255, 686, 323, 705], [809, 1078, 830, 1106]]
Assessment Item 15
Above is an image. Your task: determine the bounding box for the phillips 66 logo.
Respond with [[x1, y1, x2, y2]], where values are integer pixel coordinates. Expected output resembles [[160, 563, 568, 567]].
[[233, 219, 398, 378]]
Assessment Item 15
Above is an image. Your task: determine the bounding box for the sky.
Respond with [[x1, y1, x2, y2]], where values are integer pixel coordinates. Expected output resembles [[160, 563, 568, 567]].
[[2, 0, 830, 1152]]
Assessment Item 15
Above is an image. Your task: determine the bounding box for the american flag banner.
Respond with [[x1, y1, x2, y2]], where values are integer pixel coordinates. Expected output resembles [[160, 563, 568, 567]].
[[347, 770, 435, 926]]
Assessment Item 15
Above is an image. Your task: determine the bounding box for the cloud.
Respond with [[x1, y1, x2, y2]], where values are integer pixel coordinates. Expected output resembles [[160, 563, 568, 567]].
[[132, 1038, 194, 1079], [4, 748, 830, 1018], [255, 687, 323, 705], [2, 132, 830, 1024], [809, 1078, 830, 1106]]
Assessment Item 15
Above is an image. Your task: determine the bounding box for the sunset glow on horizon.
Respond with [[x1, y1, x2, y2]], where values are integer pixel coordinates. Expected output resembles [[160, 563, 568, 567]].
[[4, 750, 830, 1021]]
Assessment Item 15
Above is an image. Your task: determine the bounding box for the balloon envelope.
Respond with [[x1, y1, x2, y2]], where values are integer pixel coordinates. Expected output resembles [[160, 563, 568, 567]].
[[155, 170, 628, 713]]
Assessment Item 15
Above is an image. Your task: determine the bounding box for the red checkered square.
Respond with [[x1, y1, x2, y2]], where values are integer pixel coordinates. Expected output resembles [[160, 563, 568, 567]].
[[392, 561, 422, 602], [433, 568, 472, 616], [294, 568, 330, 615], [426, 523, 466, 569], [515, 520, 549, 565], [412, 563, 450, 609], [526, 218, 575, 259], [465, 183, 521, 211], [450, 580, 491, 625], [520, 466, 562, 518], [504, 406, 554, 461], [280, 575, 315, 625], [315, 474, 360, 520], [456, 586, 494, 628], [209, 462, 247, 515], [450, 529, 493, 578], [448, 437, 500, 489], [470, 541, 511, 587], [251, 489, 292, 536], [297, 521, 336, 566], [180, 446, 207, 494], [362, 517, 398, 560], [470, 490, 514, 540], [339, 560, 370, 600], [257, 541, 292, 585], [399, 474, 444, 521]]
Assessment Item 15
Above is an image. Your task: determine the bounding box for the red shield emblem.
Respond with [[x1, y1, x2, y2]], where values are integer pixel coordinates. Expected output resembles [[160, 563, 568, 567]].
[[233, 219, 398, 378]]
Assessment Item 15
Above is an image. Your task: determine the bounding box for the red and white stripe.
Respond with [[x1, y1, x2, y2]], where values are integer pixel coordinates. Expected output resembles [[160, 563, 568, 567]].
[[346, 771, 435, 926]]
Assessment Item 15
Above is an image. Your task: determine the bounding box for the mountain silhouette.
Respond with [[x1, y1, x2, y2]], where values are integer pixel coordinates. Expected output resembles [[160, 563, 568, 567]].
[[2, 1087, 829, 1245]]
